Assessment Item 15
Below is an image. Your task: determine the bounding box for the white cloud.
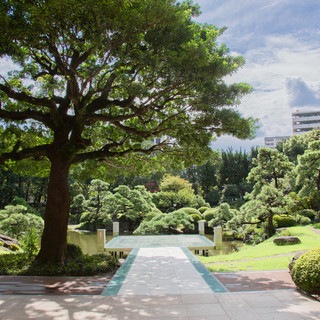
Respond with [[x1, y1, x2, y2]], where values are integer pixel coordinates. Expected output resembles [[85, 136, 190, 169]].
[[198, 0, 320, 149]]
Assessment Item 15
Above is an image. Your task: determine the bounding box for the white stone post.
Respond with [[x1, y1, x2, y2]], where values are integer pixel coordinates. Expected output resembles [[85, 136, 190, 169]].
[[198, 220, 205, 235], [113, 222, 120, 236], [214, 226, 223, 250], [97, 229, 106, 252]]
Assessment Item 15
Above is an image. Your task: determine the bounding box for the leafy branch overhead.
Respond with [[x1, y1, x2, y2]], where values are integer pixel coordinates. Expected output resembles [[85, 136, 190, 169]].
[[0, 0, 255, 169]]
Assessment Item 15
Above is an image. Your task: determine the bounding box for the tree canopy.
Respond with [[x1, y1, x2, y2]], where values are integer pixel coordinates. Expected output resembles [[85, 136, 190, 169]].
[[0, 0, 255, 263]]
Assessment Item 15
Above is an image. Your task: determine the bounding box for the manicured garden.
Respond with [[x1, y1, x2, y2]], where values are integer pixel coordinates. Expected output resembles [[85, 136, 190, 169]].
[[199, 226, 320, 272]]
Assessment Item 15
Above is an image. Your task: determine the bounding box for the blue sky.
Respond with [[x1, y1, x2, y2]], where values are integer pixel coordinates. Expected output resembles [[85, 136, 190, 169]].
[[194, 0, 320, 151]]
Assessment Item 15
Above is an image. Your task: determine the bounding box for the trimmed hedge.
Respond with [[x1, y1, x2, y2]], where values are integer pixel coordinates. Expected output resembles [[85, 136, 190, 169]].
[[179, 207, 201, 216], [273, 215, 297, 228], [291, 247, 320, 295]]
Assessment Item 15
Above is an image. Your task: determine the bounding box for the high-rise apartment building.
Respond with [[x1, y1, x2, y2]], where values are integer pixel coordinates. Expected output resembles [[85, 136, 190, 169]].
[[264, 136, 290, 149], [292, 110, 320, 135]]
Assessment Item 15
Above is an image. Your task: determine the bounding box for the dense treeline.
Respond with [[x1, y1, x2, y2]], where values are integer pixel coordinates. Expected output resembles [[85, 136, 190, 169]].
[[1, 130, 319, 241]]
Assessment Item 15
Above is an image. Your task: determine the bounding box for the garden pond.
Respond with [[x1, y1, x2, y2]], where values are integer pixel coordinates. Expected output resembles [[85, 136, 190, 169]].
[[67, 230, 242, 256]]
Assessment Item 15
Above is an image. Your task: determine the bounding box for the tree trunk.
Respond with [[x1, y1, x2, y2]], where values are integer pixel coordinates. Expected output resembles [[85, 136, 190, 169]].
[[36, 154, 72, 264], [266, 213, 275, 238]]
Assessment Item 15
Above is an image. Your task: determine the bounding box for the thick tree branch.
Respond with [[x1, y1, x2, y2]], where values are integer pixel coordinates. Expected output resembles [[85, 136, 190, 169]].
[[72, 142, 165, 164], [86, 96, 135, 114], [0, 83, 57, 110], [0, 144, 50, 164], [0, 109, 54, 129]]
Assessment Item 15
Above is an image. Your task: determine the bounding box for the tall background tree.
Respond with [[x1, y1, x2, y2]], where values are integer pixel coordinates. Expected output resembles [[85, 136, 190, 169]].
[[0, 0, 255, 264]]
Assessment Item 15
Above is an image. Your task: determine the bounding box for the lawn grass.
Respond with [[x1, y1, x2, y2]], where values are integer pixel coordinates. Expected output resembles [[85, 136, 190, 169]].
[[199, 226, 320, 265], [313, 223, 320, 230], [207, 255, 295, 272]]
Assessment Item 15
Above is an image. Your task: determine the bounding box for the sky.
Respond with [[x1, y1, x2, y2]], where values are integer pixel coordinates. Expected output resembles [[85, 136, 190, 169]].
[[194, 0, 320, 151]]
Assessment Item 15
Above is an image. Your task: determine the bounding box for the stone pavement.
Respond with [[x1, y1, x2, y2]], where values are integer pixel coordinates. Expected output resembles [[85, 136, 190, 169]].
[[0, 246, 320, 319], [102, 247, 227, 296], [1, 289, 320, 319]]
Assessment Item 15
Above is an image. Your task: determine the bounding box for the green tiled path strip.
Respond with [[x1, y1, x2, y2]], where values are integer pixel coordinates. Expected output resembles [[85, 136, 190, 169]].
[[181, 247, 228, 293], [101, 248, 139, 296], [105, 234, 214, 249], [102, 246, 228, 296]]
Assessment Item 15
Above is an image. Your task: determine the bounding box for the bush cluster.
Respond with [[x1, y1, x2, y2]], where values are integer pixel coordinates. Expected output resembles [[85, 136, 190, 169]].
[[291, 247, 320, 295], [273, 215, 297, 228], [0, 244, 118, 276]]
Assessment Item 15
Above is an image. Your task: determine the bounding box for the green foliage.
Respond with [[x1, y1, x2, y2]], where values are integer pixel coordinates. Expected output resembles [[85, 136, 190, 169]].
[[74, 180, 156, 231], [134, 210, 194, 235], [296, 132, 320, 210], [239, 185, 288, 237], [179, 207, 201, 216], [153, 175, 208, 212], [273, 215, 297, 228], [205, 189, 221, 206], [297, 209, 316, 219], [296, 215, 312, 225], [0, 244, 118, 276], [0, 205, 44, 240], [190, 213, 202, 223], [247, 147, 294, 194], [291, 247, 320, 295], [65, 244, 84, 261], [208, 203, 237, 228], [22, 228, 40, 258], [313, 223, 320, 230], [203, 209, 215, 222], [198, 206, 210, 214], [278, 229, 292, 237], [276, 134, 309, 163], [219, 148, 252, 186]]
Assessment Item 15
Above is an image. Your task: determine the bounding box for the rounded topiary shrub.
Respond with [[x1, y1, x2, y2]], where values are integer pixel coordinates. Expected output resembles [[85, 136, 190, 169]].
[[291, 247, 320, 295], [180, 207, 201, 216], [190, 213, 202, 223], [198, 207, 210, 214], [273, 215, 297, 228], [203, 209, 215, 222]]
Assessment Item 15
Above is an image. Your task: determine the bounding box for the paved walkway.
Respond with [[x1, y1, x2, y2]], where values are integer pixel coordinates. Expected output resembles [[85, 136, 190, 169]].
[[1, 244, 320, 319], [1, 289, 320, 319], [103, 247, 227, 296]]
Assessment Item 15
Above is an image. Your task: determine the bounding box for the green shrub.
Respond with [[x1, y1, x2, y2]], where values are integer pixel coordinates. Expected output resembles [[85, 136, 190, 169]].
[[65, 244, 84, 261], [203, 209, 215, 222], [273, 215, 297, 228], [198, 207, 210, 214], [0, 249, 118, 276], [0, 205, 44, 240], [291, 247, 320, 295], [278, 229, 292, 237], [179, 207, 201, 216], [297, 209, 316, 219], [144, 210, 162, 221], [297, 216, 312, 225], [190, 213, 202, 223]]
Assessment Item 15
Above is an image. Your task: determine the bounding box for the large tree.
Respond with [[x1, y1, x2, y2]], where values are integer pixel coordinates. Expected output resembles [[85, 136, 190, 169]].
[[0, 0, 254, 264]]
